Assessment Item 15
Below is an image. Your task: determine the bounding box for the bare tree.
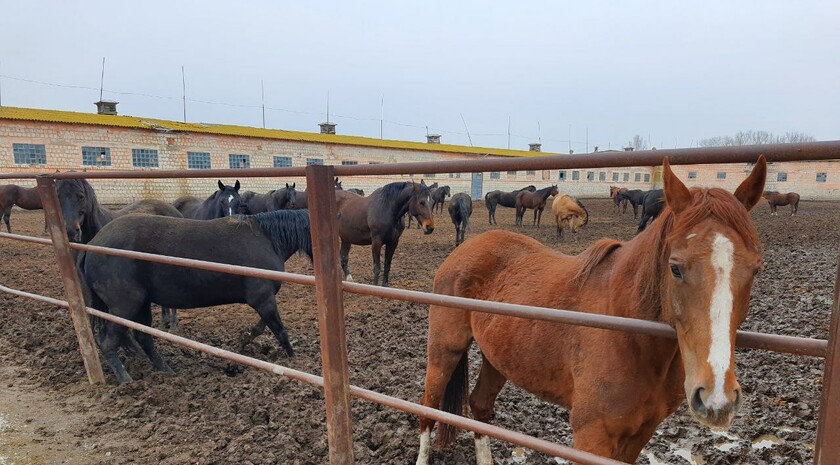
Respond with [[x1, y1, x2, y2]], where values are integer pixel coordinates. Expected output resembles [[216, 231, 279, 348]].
[[698, 130, 815, 147], [628, 134, 648, 151]]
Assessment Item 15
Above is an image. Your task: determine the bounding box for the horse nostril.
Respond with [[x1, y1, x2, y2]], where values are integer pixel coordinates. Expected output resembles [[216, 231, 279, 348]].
[[691, 388, 706, 415]]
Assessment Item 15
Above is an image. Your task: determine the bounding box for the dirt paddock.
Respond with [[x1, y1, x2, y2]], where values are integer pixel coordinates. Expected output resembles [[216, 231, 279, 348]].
[[0, 197, 836, 465]]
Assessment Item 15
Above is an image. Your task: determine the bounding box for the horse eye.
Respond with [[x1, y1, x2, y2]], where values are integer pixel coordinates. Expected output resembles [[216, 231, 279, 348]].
[[670, 264, 683, 280], [78, 210, 85, 217]]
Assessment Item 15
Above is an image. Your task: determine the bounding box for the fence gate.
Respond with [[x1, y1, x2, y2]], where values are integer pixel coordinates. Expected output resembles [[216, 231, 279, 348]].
[[471, 172, 483, 199]]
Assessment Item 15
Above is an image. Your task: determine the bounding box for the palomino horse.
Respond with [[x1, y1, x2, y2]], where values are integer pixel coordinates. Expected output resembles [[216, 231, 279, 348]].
[[337, 180, 434, 286], [0, 184, 45, 234], [240, 183, 298, 213], [416, 156, 767, 465], [173, 180, 244, 219], [551, 194, 589, 240], [514, 184, 558, 227], [447, 192, 472, 246], [763, 191, 800, 215], [484, 185, 536, 225]]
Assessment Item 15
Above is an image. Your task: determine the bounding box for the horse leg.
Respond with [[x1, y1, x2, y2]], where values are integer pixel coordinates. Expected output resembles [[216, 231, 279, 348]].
[[371, 239, 383, 286], [340, 239, 353, 282], [532, 208, 538, 226], [167, 308, 179, 333], [249, 293, 294, 357], [382, 238, 399, 287], [3, 207, 11, 233], [99, 319, 133, 384], [134, 304, 173, 373], [469, 356, 508, 465]]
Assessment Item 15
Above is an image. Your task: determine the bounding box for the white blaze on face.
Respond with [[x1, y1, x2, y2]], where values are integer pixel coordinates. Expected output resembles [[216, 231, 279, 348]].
[[415, 430, 431, 465], [708, 233, 735, 408], [228, 195, 234, 216]]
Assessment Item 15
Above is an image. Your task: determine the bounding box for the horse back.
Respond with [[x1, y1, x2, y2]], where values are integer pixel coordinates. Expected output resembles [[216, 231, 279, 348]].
[[120, 199, 183, 218]]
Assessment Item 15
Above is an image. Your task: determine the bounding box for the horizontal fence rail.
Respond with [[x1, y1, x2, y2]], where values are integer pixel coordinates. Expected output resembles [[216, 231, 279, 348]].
[[0, 140, 839, 180], [0, 231, 827, 358]]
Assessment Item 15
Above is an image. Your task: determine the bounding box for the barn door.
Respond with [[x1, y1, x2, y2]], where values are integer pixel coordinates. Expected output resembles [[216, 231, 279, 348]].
[[471, 172, 483, 199]]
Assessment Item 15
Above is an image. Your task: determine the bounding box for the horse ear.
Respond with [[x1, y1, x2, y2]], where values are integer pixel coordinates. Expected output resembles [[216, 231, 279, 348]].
[[292, 182, 296, 188], [662, 157, 692, 214], [218, 180, 225, 191], [234, 180, 241, 191], [734, 155, 767, 211], [286, 183, 290, 189]]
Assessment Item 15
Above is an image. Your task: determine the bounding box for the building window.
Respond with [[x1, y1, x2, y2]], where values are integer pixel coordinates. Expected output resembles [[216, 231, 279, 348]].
[[599, 171, 606, 182], [644, 173, 650, 183], [717, 172, 726, 180], [82, 146, 111, 166], [132, 149, 158, 168], [688, 171, 697, 180], [623, 173, 629, 182], [490, 171, 501, 180], [274, 156, 292, 168], [369, 161, 381, 164], [187, 152, 211, 170], [587, 171, 595, 181], [341, 160, 358, 165], [306, 158, 324, 166], [817, 172, 827, 183], [424, 173, 436, 178], [777, 172, 787, 182], [229, 154, 250, 169], [448, 173, 461, 178], [612, 172, 619, 182], [12, 143, 47, 165], [558, 170, 567, 181], [634, 173, 641, 182], [507, 171, 517, 176], [572, 171, 580, 181], [526, 170, 536, 176]]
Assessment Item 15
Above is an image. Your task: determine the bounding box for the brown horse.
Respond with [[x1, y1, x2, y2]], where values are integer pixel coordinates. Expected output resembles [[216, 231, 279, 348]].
[[0, 184, 45, 234], [763, 191, 800, 215], [610, 186, 629, 214], [336, 180, 434, 286], [551, 194, 589, 240], [416, 156, 767, 465], [290, 177, 344, 210], [514, 184, 558, 227]]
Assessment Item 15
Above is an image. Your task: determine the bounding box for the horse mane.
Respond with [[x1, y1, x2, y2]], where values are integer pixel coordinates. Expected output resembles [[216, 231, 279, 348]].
[[56, 179, 113, 240], [251, 210, 313, 260], [575, 198, 590, 226]]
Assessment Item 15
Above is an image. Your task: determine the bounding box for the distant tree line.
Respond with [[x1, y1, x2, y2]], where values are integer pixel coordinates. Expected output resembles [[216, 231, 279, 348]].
[[697, 130, 815, 147]]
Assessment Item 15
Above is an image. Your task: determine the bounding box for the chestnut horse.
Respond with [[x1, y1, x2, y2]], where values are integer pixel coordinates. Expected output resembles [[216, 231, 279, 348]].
[[551, 194, 589, 240], [416, 156, 767, 465], [610, 186, 628, 214], [514, 184, 558, 227], [763, 191, 800, 216], [0, 184, 45, 234]]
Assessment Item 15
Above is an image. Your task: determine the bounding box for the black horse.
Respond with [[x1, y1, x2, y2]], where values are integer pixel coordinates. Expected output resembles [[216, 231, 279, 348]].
[[637, 189, 665, 233], [484, 185, 536, 225], [447, 193, 472, 246], [240, 183, 298, 213], [79, 210, 313, 384], [173, 180, 244, 219], [336, 180, 434, 286], [430, 185, 451, 214], [615, 189, 646, 219]]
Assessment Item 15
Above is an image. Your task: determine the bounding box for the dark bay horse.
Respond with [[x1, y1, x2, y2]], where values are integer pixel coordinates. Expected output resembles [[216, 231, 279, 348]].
[[0, 184, 44, 233], [514, 184, 558, 227], [337, 180, 434, 286], [416, 156, 767, 464], [290, 177, 344, 210], [173, 180, 244, 219], [241, 183, 298, 213], [763, 191, 800, 215], [616, 189, 646, 218], [447, 193, 472, 246], [484, 185, 536, 225], [638, 189, 665, 233], [407, 182, 438, 229], [79, 210, 313, 384], [430, 185, 451, 214]]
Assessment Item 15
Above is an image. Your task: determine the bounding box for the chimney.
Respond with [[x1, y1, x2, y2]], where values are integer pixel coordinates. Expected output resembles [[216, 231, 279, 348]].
[[528, 143, 542, 152], [426, 134, 441, 144], [319, 122, 337, 134], [94, 100, 118, 116], [593, 146, 599, 152]]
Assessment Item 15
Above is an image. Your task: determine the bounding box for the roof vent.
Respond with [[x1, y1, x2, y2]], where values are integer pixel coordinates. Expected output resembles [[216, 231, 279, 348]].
[[624, 146, 635, 152], [528, 143, 542, 152], [319, 122, 336, 134], [94, 100, 118, 116], [426, 134, 441, 144]]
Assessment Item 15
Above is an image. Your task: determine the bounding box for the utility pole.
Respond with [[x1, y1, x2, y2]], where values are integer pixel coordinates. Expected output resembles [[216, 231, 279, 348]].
[[460, 113, 473, 146], [181, 66, 187, 123], [507, 116, 511, 149], [99, 57, 106, 101], [261, 80, 266, 129], [380, 94, 384, 139]]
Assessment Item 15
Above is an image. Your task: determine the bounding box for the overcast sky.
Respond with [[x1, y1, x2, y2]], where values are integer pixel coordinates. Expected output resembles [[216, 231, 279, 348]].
[[1, 0, 838, 153]]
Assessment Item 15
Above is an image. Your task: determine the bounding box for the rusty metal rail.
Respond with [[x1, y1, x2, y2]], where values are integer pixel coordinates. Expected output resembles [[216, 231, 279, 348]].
[[0, 142, 837, 465]]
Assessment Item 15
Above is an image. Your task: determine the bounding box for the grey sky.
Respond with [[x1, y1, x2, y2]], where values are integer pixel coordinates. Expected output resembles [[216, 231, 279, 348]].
[[1, 0, 838, 153]]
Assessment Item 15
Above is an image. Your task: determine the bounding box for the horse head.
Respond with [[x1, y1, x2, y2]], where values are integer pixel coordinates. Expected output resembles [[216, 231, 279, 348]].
[[334, 177, 343, 190], [216, 180, 244, 217], [660, 156, 766, 429], [409, 180, 435, 235], [56, 179, 101, 242], [550, 184, 559, 197], [284, 183, 297, 209]]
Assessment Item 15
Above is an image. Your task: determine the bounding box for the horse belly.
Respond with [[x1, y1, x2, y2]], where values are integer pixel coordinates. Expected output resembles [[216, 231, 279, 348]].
[[146, 267, 272, 309]]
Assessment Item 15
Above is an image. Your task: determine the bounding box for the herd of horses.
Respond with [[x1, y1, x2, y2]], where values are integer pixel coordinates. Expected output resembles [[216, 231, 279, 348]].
[[0, 158, 805, 463]]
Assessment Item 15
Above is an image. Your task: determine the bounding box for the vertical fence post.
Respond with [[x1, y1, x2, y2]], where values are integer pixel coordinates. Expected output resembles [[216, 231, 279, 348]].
[[306, 165, 355, 464], [36, 176, 106, 384], [815, 253, 840, 464]]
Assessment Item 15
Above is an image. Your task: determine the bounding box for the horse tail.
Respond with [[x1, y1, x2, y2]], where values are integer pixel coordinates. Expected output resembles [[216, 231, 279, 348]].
[[576, 198, 589, 226], [459, 200, 470, 232], [435, 351, 469, 450]]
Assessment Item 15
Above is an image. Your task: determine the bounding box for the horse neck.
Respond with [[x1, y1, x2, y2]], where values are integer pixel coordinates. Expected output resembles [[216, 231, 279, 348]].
[[382, 184, 416, 218], [83, 203, 114, 243], [535, 187, 553, 199], [613, 216, 671, 320]]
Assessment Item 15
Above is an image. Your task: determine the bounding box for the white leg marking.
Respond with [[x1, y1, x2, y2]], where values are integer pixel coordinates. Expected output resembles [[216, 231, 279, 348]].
[[345, 274, 354, 282], [416, 430, 431, 465], [708, 233, 735, 409], [475, 434, 493, 465], [228, 195, 234, 216]]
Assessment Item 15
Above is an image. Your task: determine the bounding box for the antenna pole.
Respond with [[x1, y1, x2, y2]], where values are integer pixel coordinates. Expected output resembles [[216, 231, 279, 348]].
[[586, 127, 589, 153], [460, 113, 473, 146], [538, 121, 541, 144], [326, 91, 330, 123], [380, 94, 384, 139], [0, 60, 3, 107], [99, 57, 105, 102], [261, 79, 266, 129], [181, 66, 187, 123], [507, 116, 511, 149], [568, 124, 572, 153]]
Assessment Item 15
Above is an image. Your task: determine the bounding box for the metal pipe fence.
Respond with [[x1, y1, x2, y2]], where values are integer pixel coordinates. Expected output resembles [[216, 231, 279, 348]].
[[0, 141, 838, 464]]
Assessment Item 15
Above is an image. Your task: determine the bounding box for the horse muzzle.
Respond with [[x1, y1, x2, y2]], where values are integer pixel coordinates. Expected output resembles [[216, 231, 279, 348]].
[[422, 223, 434, 235], [688, 385, 743, 429], [67, 226, 82, 243]]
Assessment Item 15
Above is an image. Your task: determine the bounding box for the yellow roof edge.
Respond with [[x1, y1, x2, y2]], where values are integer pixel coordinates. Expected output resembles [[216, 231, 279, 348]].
[[0, 106, 560, 158]]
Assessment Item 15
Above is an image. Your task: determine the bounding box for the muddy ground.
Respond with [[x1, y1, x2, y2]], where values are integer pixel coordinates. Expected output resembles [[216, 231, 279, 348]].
[[0, 197, 836, 465]]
